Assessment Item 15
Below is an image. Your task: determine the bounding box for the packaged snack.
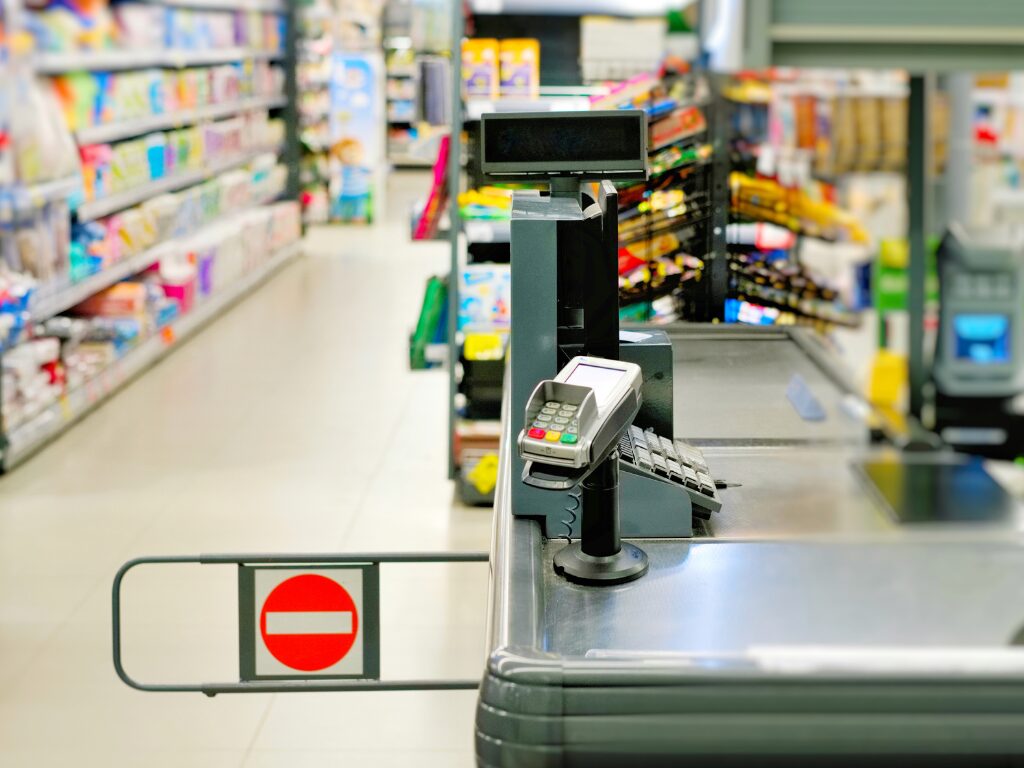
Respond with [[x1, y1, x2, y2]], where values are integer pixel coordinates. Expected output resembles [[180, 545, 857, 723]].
[[498, 39, 539, 99], [462, 38, 500, 100]]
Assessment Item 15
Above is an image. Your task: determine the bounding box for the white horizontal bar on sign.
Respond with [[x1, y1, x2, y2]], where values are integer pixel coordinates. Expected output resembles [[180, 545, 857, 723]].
[[265, 612, 354, 635]]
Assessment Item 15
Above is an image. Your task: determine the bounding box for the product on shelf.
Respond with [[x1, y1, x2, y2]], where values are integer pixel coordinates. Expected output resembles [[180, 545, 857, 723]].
[[462, 38, 499, 100], [458, 264, 510, 332], [412, 133, 450, 239], [2, 156, 287, 333], [725, 250, 860, 329], [458, 186, 512, 220], [2, 201, 300, 431], [730, 172, 869, 244], [498, 39, 539, 99], [51, 62, 285, 133], [29, 0, 285, 57], [9, 72, 80, 185], [77, 112, 283, 203]]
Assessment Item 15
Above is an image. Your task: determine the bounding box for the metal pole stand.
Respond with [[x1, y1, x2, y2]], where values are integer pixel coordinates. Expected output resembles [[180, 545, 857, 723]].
[[552, 451, 649, 586]]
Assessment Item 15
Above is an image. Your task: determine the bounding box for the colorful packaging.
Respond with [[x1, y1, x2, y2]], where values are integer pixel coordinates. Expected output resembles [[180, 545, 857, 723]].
[[73, 282, 148, 316], [499, 39, 539, 99], [462, 39, 500, 100], [459, 264, 511, 331]]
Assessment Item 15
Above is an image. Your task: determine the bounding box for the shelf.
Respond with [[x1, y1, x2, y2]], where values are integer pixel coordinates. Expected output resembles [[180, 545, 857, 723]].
[[464, 219, 510, 244], [75, 95, 287, 145], [0, 176, 82, 223], [138, 0, 285, 10], [3, 240, 303, 470], [30, 190, 284, 322], [389, 155, 434, 168], [76, 145, 281, 222], [464, 96, 591, 120], [35, 47, 284, 74]]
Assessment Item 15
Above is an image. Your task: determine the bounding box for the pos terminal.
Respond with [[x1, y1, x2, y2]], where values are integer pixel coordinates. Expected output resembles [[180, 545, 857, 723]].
[[483, 110, 724, 582], [933, 225, 1024, 458], [518, 356, 648, 584]]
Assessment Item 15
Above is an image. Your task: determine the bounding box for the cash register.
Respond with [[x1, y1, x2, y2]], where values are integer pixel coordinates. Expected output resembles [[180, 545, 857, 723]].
[[482, 110, 724, 582], [933, 225, 1024, 459]]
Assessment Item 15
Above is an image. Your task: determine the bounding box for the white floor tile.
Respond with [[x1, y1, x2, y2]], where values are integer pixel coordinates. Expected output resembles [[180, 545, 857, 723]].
[[244, 750, 472, 768], [248, 691, 479, 753]]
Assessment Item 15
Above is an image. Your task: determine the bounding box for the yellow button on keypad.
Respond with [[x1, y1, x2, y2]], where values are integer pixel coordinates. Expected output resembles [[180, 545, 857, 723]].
[[544, 431, 560, 442]]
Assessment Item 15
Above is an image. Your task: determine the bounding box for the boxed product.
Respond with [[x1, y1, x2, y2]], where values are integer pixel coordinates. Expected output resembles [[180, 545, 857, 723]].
[[73, 282, 149, 316], [499, 39, 539, 99], [458, 265, 511, 331], [462, 39, 500, 100]]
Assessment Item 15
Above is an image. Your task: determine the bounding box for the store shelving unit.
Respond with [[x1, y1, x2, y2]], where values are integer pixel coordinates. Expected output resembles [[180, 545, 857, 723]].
[[29, 189, 286, 322], [0, 0, 303, 471], [76, 145, 283, 222], [4, 241, 302, 469], [75, 95, 287, 145], [35, 47, 283, 74]]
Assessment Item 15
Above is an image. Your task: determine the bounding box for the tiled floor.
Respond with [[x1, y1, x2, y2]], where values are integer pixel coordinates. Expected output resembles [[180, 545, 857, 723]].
[[0, 172, 490, 766]]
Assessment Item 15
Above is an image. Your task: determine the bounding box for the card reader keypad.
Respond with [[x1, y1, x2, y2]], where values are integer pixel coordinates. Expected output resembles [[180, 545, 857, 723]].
[[618, 426, 722, 515], [527, 400, 581, 445]]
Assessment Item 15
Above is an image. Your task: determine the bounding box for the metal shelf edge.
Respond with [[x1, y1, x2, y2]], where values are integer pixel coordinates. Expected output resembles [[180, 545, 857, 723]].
[[75, 95, 288, 145], [76, 145, 281, 222], [35, 48, 284, 74]]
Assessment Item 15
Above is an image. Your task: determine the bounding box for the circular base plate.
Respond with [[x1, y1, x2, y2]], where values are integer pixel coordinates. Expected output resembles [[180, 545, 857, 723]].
[[552, 542, 649, 586]]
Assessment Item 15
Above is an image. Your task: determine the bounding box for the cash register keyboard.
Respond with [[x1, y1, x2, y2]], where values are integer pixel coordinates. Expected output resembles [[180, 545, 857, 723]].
[[618, 425, 722, 516]]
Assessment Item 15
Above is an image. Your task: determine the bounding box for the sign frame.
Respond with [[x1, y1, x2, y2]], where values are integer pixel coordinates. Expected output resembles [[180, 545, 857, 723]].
[[238, 563, 380, 682]]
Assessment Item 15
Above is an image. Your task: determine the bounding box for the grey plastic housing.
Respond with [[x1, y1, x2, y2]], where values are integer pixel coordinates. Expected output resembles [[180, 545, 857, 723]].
[[933, 224, 1024, 398]]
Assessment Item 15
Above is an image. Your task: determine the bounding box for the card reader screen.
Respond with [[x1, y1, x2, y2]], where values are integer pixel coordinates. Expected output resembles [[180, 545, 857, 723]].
[[954, 314, 1010, 364], [484, 115, 643, 164], [565, 363, 626, 407]]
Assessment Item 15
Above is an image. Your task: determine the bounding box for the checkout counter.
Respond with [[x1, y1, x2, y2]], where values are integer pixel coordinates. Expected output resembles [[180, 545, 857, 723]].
[[475, 112, 1024, 766]]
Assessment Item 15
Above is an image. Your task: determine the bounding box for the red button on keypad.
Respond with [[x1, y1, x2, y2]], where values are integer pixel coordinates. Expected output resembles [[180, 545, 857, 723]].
[[528, 428, 546, 439]]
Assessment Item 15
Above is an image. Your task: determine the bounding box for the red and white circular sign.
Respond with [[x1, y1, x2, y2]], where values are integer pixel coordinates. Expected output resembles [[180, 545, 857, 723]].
[[259, 573, 359, 672]]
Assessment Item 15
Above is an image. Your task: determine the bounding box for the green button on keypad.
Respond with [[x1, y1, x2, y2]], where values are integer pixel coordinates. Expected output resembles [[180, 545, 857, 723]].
[[560, 433, 578, 445]]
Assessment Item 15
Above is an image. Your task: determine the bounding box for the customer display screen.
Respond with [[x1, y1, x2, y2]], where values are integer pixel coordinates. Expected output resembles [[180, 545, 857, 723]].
[[954, 314, 1011, 364], [565, 363, 625, 408], [484, 114, 643, 165]]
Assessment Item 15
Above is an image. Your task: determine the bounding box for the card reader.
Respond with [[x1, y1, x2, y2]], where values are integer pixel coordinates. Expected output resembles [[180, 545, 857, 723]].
[[518, 356, 649, 585], [518, 356, 643, 486]]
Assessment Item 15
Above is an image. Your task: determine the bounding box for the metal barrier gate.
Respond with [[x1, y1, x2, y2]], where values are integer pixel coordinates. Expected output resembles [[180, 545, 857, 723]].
[[113, 552, 489, 696]]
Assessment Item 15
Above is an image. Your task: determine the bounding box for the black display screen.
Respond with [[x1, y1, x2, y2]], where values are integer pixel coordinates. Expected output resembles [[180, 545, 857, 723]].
[[484, 114, 643, 165], [860, 457, 1014, 524]]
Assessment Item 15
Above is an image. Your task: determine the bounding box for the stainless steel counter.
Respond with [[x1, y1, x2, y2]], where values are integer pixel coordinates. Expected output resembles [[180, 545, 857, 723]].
[[477, 326, 1024, 766], [667, 326, 868, 446]]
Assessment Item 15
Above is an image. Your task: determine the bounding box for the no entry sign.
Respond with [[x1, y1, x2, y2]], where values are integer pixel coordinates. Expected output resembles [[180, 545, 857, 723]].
[[239, 565, 379, 681]]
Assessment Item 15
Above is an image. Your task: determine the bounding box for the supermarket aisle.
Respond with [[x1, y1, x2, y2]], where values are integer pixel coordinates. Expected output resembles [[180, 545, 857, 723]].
[[0, 172, 490, 767]]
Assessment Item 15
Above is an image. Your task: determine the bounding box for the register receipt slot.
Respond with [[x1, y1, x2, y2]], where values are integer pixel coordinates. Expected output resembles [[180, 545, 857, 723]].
[[518, 357, 649, 585]]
